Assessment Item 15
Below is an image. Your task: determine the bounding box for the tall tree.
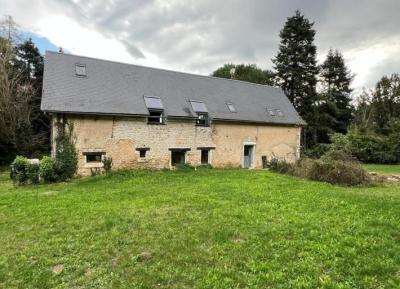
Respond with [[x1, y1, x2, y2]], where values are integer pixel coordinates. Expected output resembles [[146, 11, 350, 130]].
[[320, 49, 354, 134], [212, 64, 274, 86], [14, 38, 48, 149], [272, 10, 319, 147], [370, 74, 400, 133]]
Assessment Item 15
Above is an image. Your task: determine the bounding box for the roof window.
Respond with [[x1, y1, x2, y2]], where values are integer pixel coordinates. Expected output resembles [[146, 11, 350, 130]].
[[267, 108, 275, 116], [227, 102, 237, 113], [75, 63, 86, 76], [144, 95, 164, 110], [276, 109, 284, 117], [190, 100, 208, 113]]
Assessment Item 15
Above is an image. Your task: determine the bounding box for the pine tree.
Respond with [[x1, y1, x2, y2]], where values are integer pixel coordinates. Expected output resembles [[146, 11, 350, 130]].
[[320, 49, 353, 134], [272, 10, 319, 147]]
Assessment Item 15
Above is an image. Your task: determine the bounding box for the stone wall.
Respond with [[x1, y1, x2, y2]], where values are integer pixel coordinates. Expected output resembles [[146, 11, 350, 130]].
[[54, 115, 301, 175], [212, 121, 301, 168]]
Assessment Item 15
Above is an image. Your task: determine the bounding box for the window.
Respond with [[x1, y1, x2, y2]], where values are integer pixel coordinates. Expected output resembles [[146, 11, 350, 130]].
[[171, 151, 185, 165], [196, 113, 209, 126], [227, 102, 237, 113], [147, 110, 164, 124], [84, 152, 103, 163], [144, 96, 163, 110], [267, 109, 275, 116], [276, 109, 284, 117], [201, 149, 209, 164], [136, 147, 150, 158], [190, 100, 209, 127], [144, 96, 165, 124], [75, 64, 86, 76], [190, 100, 208, 113], [169, 148, 190, 166]]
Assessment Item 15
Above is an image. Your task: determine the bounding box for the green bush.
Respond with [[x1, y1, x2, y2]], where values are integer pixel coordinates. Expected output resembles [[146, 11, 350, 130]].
[[40, 156, 56, 183], [102, 156, 113, 174], [54, 123, 78, 181], [268, 158, 294, 174], [27, 163, 40, 184], [11, 156, 30, 185]]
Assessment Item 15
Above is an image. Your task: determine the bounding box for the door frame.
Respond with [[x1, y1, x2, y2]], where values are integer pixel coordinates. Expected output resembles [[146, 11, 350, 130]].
[[242, 142, 256, 169]]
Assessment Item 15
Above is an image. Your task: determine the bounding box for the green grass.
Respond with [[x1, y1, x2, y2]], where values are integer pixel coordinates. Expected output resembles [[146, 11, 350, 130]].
[[362, 164, 400, 175], [1, 168, 400, 289]]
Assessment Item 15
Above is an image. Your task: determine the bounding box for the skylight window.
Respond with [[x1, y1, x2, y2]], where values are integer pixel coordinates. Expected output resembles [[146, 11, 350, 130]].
[[144, 96, 163, 110], [227, 103, 237, 113], [276, 109, 284, 117], [267, 109, 276, 116], [190, 100, 208, 113], [75, 64, 86, 76]]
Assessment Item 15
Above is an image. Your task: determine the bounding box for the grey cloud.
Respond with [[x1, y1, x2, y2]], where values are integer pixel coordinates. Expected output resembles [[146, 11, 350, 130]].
[[41, 0, 400, 89]]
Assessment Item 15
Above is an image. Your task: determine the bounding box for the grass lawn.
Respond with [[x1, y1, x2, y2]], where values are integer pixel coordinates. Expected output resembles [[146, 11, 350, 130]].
[[362, 164, 400, 175], [0, 168, 400, 288]]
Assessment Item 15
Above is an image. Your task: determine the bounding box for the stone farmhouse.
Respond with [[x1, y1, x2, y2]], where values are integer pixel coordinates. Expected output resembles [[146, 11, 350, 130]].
[[41, 51, 304, 175]]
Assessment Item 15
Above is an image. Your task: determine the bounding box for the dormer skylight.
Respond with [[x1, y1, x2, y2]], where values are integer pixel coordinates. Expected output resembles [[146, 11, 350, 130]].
[[144, 96, 165, 124], [144, 95, 163, 110], [190, 100, 208, 113], [75, 63, 86, 76], [227, 102, 237, 113], [190, 100, 209, 126]]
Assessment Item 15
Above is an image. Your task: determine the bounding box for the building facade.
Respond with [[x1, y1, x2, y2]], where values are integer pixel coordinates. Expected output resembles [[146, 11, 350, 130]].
[[43, 52, 304, 175]]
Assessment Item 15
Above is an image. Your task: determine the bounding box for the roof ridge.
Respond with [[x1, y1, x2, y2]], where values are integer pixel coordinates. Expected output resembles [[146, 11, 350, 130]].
[[45, 50, 281, 90]]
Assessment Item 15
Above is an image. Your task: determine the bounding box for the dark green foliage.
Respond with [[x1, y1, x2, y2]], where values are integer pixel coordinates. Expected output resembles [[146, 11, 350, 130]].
[[272, 10, 319, 147], [27, 163, 39, 184], [267, 157, 294, 174], [102, 156, 113, 174], [0, 34, 48, 165], [347, 128, 399, 164], [10, 156, 30, 184], [303, 143, 329, 159], [39, 156, 56, 183], [54, 122, 77, 181], [212, 64, 274, 85], [270, 134, 370, 186], [319, 49, 354, 134]]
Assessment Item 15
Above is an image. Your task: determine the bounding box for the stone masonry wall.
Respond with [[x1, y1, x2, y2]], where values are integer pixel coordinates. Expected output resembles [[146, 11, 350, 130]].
[[55, 115, 301, 175]]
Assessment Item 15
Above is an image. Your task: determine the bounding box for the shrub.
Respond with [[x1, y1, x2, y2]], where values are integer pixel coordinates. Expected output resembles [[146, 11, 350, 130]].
[[347, 129, 399, 164], [54, 122, 78, 181], [268, 158, 294, 174], [40, 156, 56, 183], [102, 156, 113, 174], [27, 163, 40, 184], [303, 143, 329, 159], [11, 156, 30, 185]]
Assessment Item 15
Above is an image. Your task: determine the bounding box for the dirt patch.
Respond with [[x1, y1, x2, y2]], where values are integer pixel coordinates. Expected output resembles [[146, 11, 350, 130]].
[[136, 251, 153, 262], [40, 191, 58, 196], [52, 264, 64, 274], [369, 172, 400, 183]]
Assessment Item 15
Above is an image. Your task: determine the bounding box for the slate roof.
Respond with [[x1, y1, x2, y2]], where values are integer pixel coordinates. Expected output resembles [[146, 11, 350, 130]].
[[41, 51, 304, 125]]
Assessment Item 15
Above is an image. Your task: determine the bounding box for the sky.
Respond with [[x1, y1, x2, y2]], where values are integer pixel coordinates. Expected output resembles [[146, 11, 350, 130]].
[[1, 0, 400, 95]]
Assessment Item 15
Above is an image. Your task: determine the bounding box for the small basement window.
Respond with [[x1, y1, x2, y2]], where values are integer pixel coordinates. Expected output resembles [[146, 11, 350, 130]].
[[169, 148, 190, 166], [201, 149, 209, 164], [84, 152, 104, 163], [227, 102, 237, 113], [75, 63, 86, 76], [136, 147, 150, 158]]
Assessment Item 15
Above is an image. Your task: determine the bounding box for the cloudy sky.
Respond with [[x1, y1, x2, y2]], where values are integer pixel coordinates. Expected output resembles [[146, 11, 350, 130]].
[[1, 0, 400, 94]]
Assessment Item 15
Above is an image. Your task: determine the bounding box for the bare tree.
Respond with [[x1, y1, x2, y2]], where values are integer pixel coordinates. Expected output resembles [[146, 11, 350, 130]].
[[0, 15, 21, 46]]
